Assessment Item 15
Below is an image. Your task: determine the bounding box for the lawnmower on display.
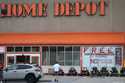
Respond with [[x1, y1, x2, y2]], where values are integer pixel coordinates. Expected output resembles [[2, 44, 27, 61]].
[[91, 67, 100, 76], [120, 67, 125, 76], [58, 68, 64, 76], [67, 67, 77, 76], [80, 67, 90, 76], [110, 67, 119, 76], [100, 67, 109, 76]]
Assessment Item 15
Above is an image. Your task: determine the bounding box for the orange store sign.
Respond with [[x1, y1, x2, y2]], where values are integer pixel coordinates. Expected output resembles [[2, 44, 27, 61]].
[[54, 0, 107, 16], [0, 1, 48, 17], [0, 0, 108, 17]]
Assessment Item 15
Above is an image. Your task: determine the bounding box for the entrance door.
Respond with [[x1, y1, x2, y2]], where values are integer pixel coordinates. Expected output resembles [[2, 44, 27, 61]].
[[0, 53, 4, 69], [16, 55, 30, 64]]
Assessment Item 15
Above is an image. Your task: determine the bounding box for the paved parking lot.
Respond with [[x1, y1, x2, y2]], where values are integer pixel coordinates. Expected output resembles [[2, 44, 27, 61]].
[[2, 75, 125, 83]]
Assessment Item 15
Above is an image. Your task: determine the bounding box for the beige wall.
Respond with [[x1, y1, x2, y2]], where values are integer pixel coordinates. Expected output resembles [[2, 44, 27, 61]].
[[0, 0, 124, 32]]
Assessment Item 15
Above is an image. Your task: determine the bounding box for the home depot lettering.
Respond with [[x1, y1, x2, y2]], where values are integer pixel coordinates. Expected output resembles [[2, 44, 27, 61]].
[[0, 1, 48, 17], [0, 0, 107, 17], [54, 0, 106, 16]]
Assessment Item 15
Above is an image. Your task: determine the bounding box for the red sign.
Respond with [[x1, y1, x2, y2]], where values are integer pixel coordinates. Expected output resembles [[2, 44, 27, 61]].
[[54, 0, 107, 16], [0, 1, 48, 17], [0, 0, 108, 17]]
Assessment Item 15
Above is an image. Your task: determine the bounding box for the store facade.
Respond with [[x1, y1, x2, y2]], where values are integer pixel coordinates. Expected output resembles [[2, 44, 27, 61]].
[[0, 32, 125, 73]]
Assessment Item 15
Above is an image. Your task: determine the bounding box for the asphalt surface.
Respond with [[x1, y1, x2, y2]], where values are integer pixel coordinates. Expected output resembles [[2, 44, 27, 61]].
[[1, 75, 125, 83]]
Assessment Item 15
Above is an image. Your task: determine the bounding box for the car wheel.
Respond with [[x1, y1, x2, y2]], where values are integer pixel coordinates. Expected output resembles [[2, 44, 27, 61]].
[[25, 74, 36, 83]]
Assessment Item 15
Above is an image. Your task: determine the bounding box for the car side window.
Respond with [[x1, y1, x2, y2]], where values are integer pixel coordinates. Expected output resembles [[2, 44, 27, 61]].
[[7, 65, 17, 70], [16, 65, 32, 70]]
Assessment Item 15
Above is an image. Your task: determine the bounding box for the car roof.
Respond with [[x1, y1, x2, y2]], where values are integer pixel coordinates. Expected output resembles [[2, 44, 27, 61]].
[[11, 64, 33, 66]]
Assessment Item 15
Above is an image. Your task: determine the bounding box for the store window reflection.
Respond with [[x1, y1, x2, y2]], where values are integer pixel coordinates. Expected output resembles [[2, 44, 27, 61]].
[[7, 56, 14, 65], [42, 46, 80, 66]]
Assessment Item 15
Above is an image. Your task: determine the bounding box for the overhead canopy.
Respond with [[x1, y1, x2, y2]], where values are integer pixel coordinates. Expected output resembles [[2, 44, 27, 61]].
[[0, 32, 124, 45]]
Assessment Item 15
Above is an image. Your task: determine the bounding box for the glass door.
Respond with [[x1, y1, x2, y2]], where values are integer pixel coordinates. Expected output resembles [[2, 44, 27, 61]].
[[0, 53, 4, 69], [16, 55, 30, 64]]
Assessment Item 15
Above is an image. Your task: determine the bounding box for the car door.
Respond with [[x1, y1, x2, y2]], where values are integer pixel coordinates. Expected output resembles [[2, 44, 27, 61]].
[[3, 65, 17, 79], [15, 65, 33, 79]]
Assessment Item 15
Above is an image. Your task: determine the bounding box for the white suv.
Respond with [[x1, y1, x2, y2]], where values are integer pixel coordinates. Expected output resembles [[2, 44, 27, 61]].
[[3, 64, 43, 83]]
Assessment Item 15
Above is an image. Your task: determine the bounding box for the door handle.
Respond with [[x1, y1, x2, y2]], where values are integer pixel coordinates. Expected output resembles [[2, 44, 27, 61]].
[[13, 71, 17, 72], [25, 70, 29, 72]]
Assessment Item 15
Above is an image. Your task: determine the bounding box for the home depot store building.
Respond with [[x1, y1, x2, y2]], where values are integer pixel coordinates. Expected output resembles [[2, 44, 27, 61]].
[[0, 0, 125, 73], [0, 32, 125, 73]]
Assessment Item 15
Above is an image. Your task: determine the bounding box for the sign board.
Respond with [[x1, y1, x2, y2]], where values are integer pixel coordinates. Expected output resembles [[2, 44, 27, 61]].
[[81, 46, 122, 69], [0, 0, 107, 17]]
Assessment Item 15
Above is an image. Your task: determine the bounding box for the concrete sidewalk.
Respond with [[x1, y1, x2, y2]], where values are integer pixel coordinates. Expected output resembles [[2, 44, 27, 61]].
[[2, 75, 125, 83], [39, 75, 125, 83]]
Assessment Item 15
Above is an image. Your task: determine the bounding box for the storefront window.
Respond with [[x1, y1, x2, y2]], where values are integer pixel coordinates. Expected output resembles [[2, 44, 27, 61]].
[[7, 56, 14, 65], [65, 47, 72, 65], [73, 52, 80, 65], [15, 47, 23, 52], [81, 46, 123, 68], [7, 47, 14, 52], [73, 46, 80, 51], [42, 46, 80, 66], [24, 47, 31, 52], [32, 47, 40, 52], [57, 47, 64, 65], [73, 47, 80, 65], [50, 47, 56, 65], [7, 46, 40, 52], [42, 47, 49, 65], [32, 56, 39, 64], [16, 56, 30, 64]]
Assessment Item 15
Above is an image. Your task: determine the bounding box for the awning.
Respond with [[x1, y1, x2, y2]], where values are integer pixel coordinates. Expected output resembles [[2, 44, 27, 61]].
[[0, 32, 124, 45]]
